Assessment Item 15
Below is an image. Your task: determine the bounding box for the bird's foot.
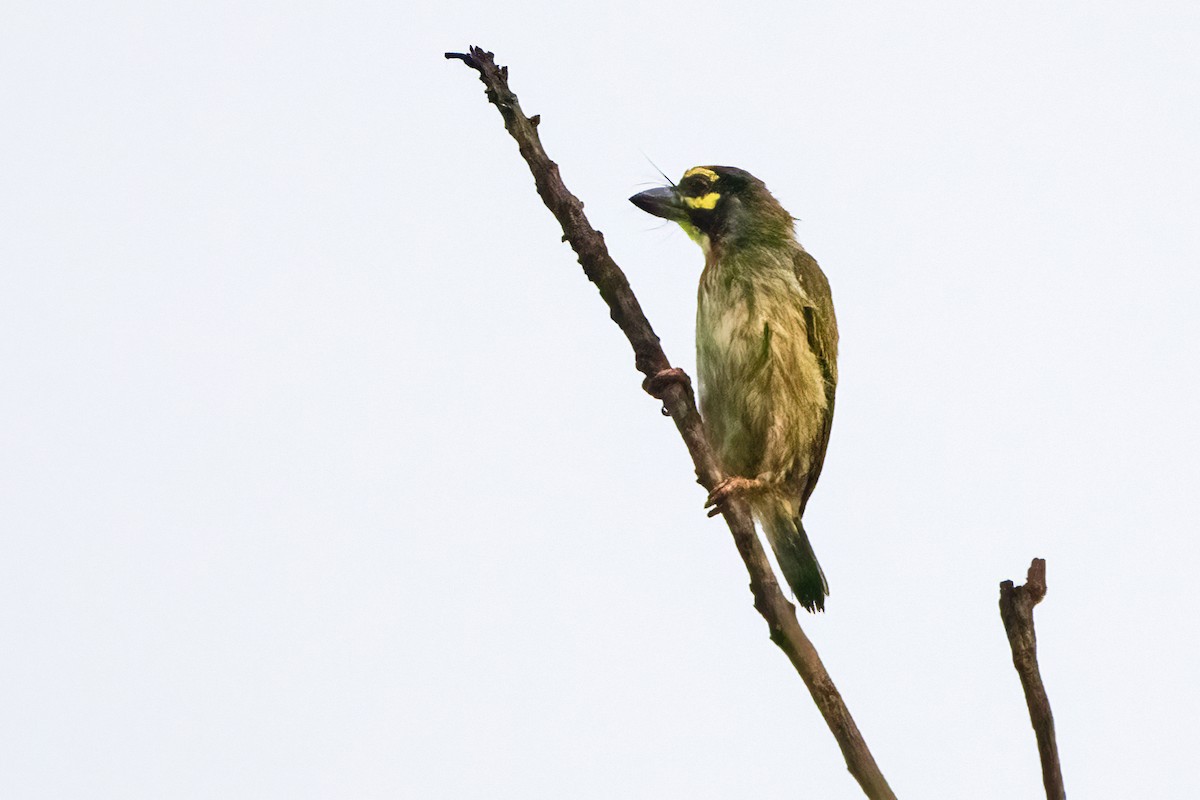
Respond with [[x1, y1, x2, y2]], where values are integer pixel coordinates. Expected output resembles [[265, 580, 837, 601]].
[[704, 476, 764, 518], [642, 367, 691, 399]]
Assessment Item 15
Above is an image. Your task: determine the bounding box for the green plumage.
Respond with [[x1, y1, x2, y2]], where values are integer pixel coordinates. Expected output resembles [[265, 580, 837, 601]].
[[631, 166, 838, 612]]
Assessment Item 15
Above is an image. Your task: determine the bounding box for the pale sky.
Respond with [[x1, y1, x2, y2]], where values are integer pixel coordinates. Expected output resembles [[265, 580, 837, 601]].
[[4, 1, 1200, 798]]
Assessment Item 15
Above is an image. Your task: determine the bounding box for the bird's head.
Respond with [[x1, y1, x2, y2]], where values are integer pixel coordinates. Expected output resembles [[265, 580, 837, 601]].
[[629, 165, 795, 253]]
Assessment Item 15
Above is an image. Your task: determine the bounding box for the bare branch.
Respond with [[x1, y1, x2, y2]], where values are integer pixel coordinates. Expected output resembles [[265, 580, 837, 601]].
[[999, 558, 1065, 800], [446, 46, 896, 800]]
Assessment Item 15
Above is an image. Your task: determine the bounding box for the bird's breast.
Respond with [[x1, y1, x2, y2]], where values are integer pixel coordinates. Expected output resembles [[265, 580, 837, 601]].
[[695, 266, 828, 478]]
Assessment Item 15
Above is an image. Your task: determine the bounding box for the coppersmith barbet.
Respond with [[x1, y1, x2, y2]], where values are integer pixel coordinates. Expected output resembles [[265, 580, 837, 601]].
[[631, 166, 838, 612]]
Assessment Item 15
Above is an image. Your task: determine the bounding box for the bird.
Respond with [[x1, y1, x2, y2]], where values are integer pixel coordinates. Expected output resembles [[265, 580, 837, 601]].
[[630, 166, 838, 612]]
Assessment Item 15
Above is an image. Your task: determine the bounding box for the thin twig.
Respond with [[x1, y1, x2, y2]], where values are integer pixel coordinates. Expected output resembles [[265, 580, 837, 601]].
[[999, 558, 1065, 800], [446, 46, 895, 800]]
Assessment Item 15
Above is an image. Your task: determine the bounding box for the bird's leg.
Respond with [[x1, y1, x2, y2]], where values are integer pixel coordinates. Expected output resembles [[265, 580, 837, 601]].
[[641, 367, 691, 399], [704, 475, 768, 518]]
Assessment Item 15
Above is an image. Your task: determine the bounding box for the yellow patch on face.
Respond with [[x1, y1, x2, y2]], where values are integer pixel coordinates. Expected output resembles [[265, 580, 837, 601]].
[[683, 192, 721, 210], [683, 167, 720, 182]]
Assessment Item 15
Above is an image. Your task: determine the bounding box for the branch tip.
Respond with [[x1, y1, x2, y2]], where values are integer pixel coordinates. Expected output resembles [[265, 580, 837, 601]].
[[445, 46, 501, 74], [999, 557, 1065, 800], [1025, 557, 1048, 603]]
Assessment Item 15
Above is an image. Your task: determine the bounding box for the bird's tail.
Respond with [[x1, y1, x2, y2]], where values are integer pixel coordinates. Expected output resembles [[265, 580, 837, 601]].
[[762, 509, 828, 613]]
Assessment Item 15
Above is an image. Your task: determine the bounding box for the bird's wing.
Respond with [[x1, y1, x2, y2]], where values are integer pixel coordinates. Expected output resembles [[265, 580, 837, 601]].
[[793, 249, 839, 514]]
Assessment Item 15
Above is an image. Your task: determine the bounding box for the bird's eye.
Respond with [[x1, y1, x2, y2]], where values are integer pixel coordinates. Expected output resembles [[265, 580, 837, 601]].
[[680, 175, 710, 196]]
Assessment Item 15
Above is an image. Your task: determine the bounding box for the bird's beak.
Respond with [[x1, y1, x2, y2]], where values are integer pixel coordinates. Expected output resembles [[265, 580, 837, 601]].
[[629, 186, 688, 223]]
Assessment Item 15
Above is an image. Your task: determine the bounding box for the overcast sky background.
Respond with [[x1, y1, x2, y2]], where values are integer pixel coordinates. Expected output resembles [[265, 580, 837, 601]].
[[3, 1, 1199, 798]]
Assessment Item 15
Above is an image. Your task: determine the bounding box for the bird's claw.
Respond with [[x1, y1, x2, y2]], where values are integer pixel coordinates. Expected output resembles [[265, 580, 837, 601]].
[[642, 367, 691, 399], [704, 476, 761, 517]]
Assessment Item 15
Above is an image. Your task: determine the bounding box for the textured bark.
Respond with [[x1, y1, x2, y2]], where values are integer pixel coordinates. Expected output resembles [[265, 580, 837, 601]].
[[999, 558, 1066, 800], [446, 46, 896, 800]]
